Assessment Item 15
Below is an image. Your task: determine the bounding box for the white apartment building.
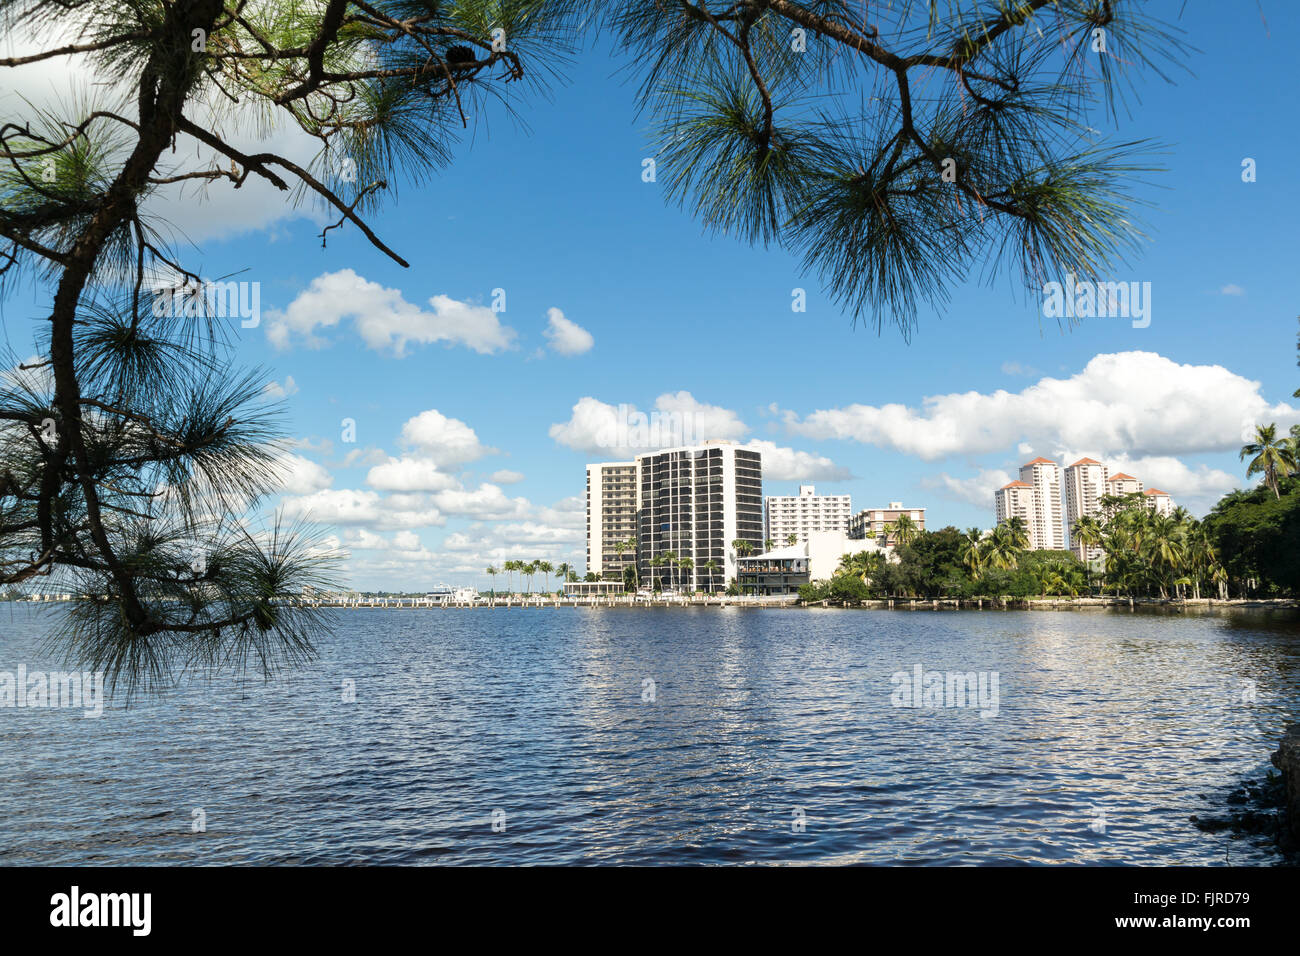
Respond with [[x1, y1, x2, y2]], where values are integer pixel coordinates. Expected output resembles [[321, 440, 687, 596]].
[[848, 502, 926, 544], [1143, 488, 1173, 516], [585, 461, 638, 580], [1019, 457, 1065, 550], [1105, 472, 1144, 498], [634, 441, 763, 591], [764, 484, 852, 545], [994, 480, 1034, 532], [1063, 457, 1109, 560], [737, 531, 890, 595]]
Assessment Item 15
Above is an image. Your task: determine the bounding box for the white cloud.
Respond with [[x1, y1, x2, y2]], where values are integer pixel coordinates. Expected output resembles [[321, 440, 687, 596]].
[[280, 488, 446, 529], [1219, 284, 1246, 296], [488, 469, 525, 484], [543, 307, 594, 355], [265, 270, 516, 356], [783, 352, 1298, 461], [1001, 361, 1037, 377], [430, 483, 529, 520], [399, 408, 491, 465], [922, 469, 1015, 509], [548, 391, 747, 454], [272, 452, 333, 495], [365, 456, 459, 492], [264, 375, 300, 399], [740, 440, 850, 481]]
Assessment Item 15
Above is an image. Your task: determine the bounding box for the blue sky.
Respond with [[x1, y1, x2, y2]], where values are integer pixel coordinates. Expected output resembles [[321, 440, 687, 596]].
[[2, 1, 1297, 590]]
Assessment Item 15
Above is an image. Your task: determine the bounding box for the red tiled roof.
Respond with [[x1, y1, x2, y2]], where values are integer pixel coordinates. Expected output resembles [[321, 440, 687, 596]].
[[1000, 480, 1032, 489], [1106, 473, 1138, 481], [1024, 457, 1056, 465], [1068, 457, 1102, 467], [1144, 488, 1169, 496]]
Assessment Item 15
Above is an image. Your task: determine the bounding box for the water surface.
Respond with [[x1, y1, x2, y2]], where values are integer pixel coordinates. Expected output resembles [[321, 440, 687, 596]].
[[1, 604, 1297, 865]]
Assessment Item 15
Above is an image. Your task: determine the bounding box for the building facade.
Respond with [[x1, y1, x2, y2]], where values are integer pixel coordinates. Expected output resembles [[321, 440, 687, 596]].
[[994, 480, 1035, 533], [634, 441, 763, 591], [1143, 488, 1173, 516], [585, 461, 638, 580], [1017, 457, 1065, 550], [1105, 472, 1144, 499], [848, 502, 926, 544], [738, 531, 888, 595], [1063, 457, 1109, 560], [764, 484, 852, 545]]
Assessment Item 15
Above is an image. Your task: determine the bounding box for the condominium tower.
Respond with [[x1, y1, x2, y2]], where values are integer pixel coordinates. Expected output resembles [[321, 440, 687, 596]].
[[764, 485, 852, 545], [585, 462, 639, 580], [994, 458, 1064, 551], [1063, 457, 1108, 560], [635, 441, 763, 591]]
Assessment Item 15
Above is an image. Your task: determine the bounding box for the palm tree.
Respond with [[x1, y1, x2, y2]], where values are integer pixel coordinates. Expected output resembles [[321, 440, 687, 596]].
[[960, 527, 985, 576], [703, 558, 719, 593], [525, 561, 539, 594], [485, 565, 498, 600], [678, 556, 695, 592], [556, 562, 572, 584], [891, 513, 920, 548], [660, 550, 677, 590], [786, 533, 799, 546], [649, 554, 665, 591], [731, 538, 754, 558], [538, 561, 554, 593], [1240, 423, 1297, 498], [1003, 516, 1031, 551], [764, 538, 776, 553]]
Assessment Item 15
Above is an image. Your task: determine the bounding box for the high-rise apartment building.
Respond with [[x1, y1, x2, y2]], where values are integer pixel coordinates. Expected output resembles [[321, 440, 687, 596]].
[[994, 480, 1034, 532], [1019, 457, 1065, 550], [634, 441, 763, 591], [1063, 457, 1109, 560], [585, 461, 638, 579], [764, 484, 852, 545], [1105, 473, 1143, 498], [848, 502, 927, 544], [1143, 488, 1173, 516]]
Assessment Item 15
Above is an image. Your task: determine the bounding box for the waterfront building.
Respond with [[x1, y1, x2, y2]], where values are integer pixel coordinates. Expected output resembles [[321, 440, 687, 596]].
[[585, 461, 638, 580], [634, 441, 763, 591], [1063, 457, 1109, 560], [738, 531, 889, 595], [764, 484, 852, 545], [848, 502, 926, 545]]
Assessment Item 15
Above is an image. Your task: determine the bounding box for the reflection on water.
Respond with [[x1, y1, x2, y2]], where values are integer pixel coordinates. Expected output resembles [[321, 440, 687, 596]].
[[0, 604, 1297, 865]]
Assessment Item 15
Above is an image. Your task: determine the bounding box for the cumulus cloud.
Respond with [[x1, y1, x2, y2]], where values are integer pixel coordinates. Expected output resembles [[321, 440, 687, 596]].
[[365, 456, 459, 492], [430, 483, 529, 520], [280, 488, 445, 529], [399, 408, 491, 465], [783, 352, 1297, 461], [922, 469, 1016, 509], [740, 440, 851, 481], [264, 375, 300, 399], [543, 307, 594, 355], [265, 270, 516, 356], [1219, 284, 1246, 296], [488, 469, 525, 484], [272, 452, 333, 495], [548, 391, 747, 454]]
